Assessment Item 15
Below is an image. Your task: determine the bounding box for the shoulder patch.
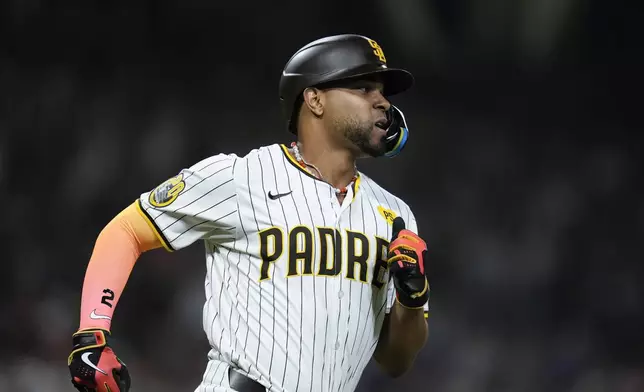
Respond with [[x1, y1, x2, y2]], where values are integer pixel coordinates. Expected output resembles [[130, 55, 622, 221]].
[[149, 173, 185, 208], [377, 206, 397, 225]]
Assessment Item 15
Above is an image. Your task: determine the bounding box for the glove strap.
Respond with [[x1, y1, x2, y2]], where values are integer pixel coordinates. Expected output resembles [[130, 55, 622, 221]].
[[395, 279, 430, 309], [68, 329, 110, 367], [72, 329, 110, 350]]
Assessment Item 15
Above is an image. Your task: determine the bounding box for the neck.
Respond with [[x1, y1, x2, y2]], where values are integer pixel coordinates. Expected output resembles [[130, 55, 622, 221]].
[[294, 138, 357, 191]]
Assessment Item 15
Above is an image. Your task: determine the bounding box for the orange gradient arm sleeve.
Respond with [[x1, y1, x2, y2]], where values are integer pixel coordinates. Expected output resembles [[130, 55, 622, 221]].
[[78, 201, 162, 332]]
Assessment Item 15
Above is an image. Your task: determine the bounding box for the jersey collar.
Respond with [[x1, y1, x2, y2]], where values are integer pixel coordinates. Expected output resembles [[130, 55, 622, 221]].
[[279, 144, 361, 200]]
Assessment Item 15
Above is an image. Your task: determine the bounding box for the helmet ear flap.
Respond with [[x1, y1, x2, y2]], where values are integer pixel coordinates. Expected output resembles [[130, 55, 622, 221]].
[[384, 105, 409, 158]]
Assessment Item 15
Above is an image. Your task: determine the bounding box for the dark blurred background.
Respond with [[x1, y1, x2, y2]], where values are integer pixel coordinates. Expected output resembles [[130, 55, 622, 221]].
[[1, 1, 642, 391]]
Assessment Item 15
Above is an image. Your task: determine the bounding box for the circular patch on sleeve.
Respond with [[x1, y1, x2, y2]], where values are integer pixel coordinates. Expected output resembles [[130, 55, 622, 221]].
[[149, 173, 185, 208]]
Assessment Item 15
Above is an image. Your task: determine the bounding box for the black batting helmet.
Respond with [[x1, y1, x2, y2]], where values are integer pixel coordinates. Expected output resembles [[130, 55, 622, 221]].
[[278, 34, 414, 134]]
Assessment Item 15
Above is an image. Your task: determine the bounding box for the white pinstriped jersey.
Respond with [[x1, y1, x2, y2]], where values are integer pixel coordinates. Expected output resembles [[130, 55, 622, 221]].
[[138, 143, 429, 392]]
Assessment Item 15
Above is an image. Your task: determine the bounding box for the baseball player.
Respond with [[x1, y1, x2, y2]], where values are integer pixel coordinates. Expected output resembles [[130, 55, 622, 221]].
[[68, 34, 431, 392]]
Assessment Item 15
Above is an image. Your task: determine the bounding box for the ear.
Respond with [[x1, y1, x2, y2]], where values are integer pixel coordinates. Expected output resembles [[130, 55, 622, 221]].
[[302, 87, 325, 117]]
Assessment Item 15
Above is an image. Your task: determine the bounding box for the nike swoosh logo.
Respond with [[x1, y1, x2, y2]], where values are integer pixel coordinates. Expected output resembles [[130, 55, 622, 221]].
[[90, 309, 112, 320], [81, 352, 108, 375], [268, 190, 292, 200]]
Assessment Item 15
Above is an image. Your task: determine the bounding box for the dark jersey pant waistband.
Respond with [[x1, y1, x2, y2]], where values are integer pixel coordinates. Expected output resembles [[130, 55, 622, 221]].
[[228, 368, 267, 392]]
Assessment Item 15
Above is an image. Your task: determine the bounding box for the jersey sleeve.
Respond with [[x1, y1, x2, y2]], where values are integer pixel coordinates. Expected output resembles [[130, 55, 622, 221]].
[[136, 153, 239, 251], [385, 207, 430, 318]]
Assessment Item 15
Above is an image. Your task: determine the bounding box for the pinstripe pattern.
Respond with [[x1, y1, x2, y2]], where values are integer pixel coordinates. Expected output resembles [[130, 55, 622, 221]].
[[139, 144, 427, 392]]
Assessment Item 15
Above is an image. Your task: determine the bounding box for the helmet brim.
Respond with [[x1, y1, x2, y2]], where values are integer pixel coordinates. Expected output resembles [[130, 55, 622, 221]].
[[363, 67, 415, 96], [315, 67, 414, 97]]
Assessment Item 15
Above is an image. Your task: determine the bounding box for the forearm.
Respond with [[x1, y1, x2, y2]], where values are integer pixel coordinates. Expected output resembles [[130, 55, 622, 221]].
[[78, 202, 161, 331], [374, 300, 428, 377]]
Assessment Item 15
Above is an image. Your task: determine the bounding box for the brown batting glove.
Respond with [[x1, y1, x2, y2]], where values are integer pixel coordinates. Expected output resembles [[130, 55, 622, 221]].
[[68, 329, 131, 392], [387, 217, 430, 309]]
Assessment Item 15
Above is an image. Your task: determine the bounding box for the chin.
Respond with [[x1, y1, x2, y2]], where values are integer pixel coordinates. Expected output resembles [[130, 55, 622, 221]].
[[347, 127, 387, 158], [372, 134, 388, 155], [359, 140, 387, 158]]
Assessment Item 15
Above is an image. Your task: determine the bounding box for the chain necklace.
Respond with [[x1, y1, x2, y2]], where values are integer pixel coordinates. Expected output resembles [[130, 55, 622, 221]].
[[290, 142, 358, 195]]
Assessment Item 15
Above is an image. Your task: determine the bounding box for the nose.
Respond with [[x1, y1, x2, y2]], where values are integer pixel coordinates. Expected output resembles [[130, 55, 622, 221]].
[[374, 91, 391, 112]]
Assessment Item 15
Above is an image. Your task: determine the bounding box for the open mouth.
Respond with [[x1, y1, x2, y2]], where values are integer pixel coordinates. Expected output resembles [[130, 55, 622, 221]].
[[374, 119, 389, 130]]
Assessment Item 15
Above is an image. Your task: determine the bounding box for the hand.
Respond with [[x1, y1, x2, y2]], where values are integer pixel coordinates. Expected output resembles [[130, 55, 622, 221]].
[[387, 217, 430, 309], [68, 329, 131, 392]]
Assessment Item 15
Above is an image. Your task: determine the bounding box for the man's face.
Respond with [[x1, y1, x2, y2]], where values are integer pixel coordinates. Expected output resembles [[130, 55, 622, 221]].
[[321, 78, 391, 157]]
